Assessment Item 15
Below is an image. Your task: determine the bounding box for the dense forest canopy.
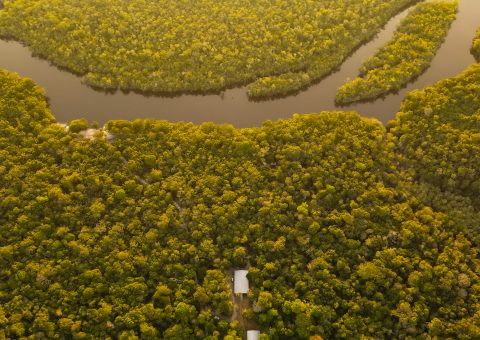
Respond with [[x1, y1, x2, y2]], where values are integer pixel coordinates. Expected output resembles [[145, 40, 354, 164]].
[[0, 0, 418, 97], [2, 57, 480, 338], [336, 1, 457, 104], [2, 0, 480, 338], [389, 63, 480, 204]]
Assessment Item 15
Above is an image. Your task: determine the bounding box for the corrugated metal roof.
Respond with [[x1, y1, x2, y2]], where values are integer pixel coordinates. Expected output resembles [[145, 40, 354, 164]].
[[247, 330, 260, 340], [234, 270, 249, 294]]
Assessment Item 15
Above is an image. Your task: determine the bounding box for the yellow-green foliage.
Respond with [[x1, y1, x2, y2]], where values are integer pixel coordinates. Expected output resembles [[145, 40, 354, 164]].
[[2, 68, 480, 338], [0, 69, 54, 131], [336, 1, 457, 104], [389, 63, 480, 202], [0, 0, 417, 96], [246, 72, 311, 99], [246, 54, 343, 98], [473, 27, 480, 60]]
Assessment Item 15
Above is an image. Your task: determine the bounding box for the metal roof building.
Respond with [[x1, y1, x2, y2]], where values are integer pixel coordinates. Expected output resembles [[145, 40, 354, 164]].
[[247, 330, 260, 340], [234, 270, 249, 294]]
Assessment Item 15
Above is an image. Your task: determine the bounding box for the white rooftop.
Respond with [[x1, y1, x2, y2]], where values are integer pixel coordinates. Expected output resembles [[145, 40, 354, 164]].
[[247, 330, 260, 340], [234, 270, 249, 294]]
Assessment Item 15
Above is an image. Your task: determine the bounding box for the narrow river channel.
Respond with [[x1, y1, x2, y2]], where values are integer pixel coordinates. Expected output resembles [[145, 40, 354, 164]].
[[0, 0, 479, 126]]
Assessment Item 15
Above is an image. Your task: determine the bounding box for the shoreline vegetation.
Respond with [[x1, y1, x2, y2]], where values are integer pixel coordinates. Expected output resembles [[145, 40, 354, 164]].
[[473, 27, 480, 60], [2, 58, 480, 338], [335, 0, 458, 105], [246, 1, 421, 99], [0, 0, 417, 98]]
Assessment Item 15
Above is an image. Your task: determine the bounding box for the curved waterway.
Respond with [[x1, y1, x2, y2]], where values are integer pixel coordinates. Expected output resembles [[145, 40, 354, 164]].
[[0, 0, 479, 127]]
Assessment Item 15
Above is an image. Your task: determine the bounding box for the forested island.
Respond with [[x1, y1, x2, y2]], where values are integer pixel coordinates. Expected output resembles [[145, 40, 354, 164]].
[[1, 0, 480, 339]]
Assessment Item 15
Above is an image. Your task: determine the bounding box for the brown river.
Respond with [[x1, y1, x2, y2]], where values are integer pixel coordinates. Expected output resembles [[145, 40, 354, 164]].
[[0, 0, 479, 127]]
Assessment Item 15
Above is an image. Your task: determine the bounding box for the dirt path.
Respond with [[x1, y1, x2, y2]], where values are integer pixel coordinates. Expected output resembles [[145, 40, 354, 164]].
[[228, 274, 259, 332]]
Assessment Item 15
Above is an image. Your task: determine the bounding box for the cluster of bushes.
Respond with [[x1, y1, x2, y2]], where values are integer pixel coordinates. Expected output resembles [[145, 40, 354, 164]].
[[2, 64, 480, 338], [473, 27, 480, 60], [246, 54, 343, 99], [336, 1, 457, 104], [0, 0, 417, 96], [246, 72, 311, 99]]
